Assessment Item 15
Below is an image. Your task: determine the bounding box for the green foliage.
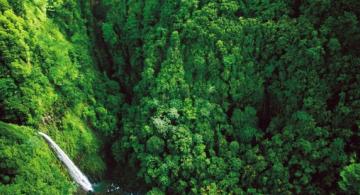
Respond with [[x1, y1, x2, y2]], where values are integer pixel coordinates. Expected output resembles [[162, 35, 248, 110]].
[[0, 0, 122, 192], [147, 187, 165, 195], [1, 0, 359, 194], [146, 136, 165, 154], [101, 0, 360, 194], [339, 163, 360, 194], [0, 121, 76, 194], [102, 22, 117, 47]]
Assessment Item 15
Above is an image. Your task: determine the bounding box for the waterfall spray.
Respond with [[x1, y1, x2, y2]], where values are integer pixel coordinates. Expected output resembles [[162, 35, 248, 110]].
[[38, 132, 94, 192]]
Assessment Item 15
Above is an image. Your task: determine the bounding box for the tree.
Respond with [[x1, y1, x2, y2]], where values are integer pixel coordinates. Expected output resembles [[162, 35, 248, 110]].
[[339, 163, 360, 194]]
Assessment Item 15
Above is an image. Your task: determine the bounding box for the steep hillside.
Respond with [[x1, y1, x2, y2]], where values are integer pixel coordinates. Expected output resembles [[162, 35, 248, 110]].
[[0, 121, 76, 194], [0, 0, 121, 193], [1, 0, 360, 194]]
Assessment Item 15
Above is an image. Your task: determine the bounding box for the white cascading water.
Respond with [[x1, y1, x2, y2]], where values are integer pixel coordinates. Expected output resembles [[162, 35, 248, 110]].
[[38, 132, 94, 192]]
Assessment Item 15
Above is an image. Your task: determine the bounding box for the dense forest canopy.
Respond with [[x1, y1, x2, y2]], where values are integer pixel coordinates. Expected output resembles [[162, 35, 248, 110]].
[[0, 0, 360, 194]]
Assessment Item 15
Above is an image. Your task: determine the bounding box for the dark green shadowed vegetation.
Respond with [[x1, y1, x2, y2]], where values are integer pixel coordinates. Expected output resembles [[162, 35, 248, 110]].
[[1, 0, 360, 194]]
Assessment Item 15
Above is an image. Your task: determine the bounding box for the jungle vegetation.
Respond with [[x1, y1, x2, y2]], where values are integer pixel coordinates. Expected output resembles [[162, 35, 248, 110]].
[[0, 0, 360, 194]]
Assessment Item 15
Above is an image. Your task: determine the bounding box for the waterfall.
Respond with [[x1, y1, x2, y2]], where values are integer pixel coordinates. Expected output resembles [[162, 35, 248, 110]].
[[38, 132, 94, 192]]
